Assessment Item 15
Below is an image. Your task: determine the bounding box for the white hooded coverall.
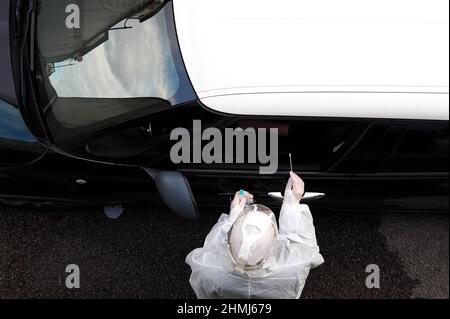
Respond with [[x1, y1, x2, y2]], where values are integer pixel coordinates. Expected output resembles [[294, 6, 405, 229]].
[[186, 195, 324, 299]]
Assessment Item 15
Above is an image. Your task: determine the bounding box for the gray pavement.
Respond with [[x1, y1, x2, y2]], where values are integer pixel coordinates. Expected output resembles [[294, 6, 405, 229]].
[[0, 204, 448, 299]]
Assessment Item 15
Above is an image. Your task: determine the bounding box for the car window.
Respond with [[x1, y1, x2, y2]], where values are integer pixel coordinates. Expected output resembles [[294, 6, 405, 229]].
[[44, 2, 178, 100], [36, 1, 195, 142]]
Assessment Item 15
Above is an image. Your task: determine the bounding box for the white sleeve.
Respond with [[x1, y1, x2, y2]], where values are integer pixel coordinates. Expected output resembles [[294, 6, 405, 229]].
[[278, 200, 318, 247], [203, 206, 242, 247]]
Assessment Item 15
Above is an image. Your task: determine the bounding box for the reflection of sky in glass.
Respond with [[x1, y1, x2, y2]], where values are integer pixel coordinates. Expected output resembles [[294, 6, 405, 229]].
[[0, 100, 36, 142], [50, 8, 179, 100]]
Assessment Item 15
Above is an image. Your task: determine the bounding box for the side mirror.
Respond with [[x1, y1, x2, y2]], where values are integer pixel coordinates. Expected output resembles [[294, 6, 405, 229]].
[[143, 168, 200, 220]]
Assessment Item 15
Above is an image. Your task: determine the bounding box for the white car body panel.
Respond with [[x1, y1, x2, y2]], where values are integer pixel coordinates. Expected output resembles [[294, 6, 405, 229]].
[[173, 0, 449, 120]]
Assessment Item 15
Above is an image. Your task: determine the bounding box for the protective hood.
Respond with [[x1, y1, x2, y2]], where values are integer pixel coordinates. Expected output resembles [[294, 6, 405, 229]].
[[228, 204, 278, 270]]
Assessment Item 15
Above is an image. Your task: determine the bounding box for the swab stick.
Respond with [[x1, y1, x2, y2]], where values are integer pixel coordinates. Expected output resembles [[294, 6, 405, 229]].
[[289, 153, 293, 172]]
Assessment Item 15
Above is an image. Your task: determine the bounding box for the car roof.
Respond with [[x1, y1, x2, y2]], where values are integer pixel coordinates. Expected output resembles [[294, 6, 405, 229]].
[[174, 0, 449, 120]]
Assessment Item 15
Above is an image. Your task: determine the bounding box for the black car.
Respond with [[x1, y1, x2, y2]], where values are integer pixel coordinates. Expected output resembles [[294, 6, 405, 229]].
[[1, 0, 448, 219]]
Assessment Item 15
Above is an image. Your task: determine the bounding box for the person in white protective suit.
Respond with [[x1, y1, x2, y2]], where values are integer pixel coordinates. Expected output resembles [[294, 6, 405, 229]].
[[186, 172, 324, 299]]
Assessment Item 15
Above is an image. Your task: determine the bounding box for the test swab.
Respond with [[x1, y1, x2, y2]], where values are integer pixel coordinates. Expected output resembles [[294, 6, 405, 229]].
[[289, 153, 293, 172]]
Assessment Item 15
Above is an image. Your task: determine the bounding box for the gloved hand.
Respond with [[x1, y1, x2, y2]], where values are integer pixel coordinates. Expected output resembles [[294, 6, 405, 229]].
[[229, 190, 254, 223], [230, 190, 254, 210], [284, 171, 305, 205]]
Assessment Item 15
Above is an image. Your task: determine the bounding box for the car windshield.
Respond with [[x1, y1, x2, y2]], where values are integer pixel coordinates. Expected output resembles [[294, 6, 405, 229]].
[[36, 0, 195, 139]]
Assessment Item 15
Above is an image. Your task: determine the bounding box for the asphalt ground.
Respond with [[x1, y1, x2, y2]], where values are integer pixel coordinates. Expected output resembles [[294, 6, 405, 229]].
[[0, 204, 448, 299]]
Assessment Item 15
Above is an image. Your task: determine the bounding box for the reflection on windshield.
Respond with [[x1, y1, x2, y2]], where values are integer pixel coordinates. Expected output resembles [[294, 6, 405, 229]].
[[0, 100, 36, 142], [47, 6, 179, 100], [37, 1, 195, 141]]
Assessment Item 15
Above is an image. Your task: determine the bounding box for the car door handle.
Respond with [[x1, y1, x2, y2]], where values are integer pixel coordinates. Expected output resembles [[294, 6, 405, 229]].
[[268, 192, 325, 200]]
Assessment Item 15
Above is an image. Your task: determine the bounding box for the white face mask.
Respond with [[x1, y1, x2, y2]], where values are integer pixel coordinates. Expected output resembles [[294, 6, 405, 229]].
[[229, 206, 277, 268]]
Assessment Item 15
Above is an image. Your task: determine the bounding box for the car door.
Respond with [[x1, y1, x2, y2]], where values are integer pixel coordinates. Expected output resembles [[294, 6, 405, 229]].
[[350, 120, 449, 212], [178, 118, 449, 213], [178, 118, 375, 209]]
